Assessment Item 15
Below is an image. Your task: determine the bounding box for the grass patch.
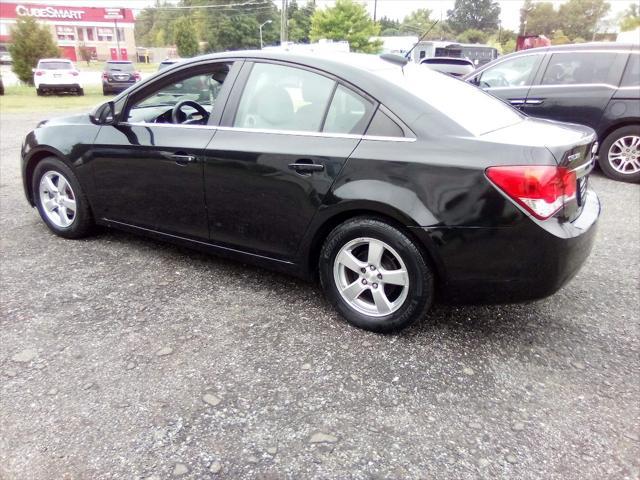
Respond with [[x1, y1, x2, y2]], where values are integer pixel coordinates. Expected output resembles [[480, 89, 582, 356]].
[[0, 84, 112, 113], [76, 62, 159, 73]]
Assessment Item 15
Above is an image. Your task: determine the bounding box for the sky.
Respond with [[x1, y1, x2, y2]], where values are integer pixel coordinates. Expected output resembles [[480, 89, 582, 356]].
[[11, 0, 638, 32]]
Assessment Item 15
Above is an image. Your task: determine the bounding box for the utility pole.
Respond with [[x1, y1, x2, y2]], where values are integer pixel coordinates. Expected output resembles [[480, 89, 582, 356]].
[[373, 0, 377, 22], [280, 0, 288, 44]]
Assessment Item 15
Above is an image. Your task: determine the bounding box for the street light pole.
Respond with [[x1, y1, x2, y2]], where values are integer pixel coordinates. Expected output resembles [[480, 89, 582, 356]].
[[259, 20, 272, 49]]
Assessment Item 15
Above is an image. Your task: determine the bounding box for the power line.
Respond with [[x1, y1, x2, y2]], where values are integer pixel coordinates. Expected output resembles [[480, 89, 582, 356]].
[[146, 1, 272, 10]]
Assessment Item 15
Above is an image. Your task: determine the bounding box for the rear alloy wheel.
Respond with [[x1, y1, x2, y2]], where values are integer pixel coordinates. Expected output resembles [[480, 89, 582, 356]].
[[33, 157, 94, 238], [599, 126, 640, 183], [319, 217, 434, 333]]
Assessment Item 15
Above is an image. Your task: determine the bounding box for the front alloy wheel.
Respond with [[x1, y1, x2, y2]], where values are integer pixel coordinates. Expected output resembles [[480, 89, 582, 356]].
[[320, 217, 434, 333], [599, 126, 640, 183], [39, 171, 77, 228]]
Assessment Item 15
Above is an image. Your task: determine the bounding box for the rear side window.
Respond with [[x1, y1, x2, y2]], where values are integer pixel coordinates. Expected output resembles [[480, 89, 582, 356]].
[[541, 52, 615, 85], [621, 53, 639, 87], [234, 62, 335, 132], [323, 85, 373, 135], [366, 109, 404, 137]]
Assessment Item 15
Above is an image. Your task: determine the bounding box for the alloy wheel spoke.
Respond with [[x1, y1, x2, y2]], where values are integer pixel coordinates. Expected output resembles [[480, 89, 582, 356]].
[[57, 175, 69, 195], [61, 197, 76, 211], [43, 198, 57, 212], [44, 176, 58, 193], [58, 206, 69, 227], [379, 268, 408, 287], [367, 239, 385, 267], [371, 287, 393, 315], [337, 249, 366, 274], [341, 279, 367, 302]]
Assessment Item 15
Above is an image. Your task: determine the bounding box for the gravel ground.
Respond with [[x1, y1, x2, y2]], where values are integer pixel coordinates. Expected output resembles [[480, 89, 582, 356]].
[[1, 110, 639, 480]]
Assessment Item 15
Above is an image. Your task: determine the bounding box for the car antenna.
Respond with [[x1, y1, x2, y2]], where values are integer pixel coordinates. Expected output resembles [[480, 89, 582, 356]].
[[404, 20, 439, 62]]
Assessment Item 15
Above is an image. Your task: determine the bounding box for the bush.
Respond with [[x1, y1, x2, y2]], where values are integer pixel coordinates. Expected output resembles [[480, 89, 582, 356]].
[[9, 16, 59, 85]]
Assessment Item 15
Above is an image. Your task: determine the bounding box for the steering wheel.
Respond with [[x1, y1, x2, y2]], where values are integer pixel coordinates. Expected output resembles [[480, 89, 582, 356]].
[[171, 100, 209, 125]]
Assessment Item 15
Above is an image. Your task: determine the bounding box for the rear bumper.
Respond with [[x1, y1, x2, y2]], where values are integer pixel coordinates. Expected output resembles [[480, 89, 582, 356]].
[[103, 81, 135, 92], [36, 83, 82, 91], [425, 189, 600, 304]]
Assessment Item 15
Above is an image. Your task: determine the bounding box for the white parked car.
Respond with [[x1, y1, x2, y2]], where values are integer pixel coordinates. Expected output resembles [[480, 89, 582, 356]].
[[33, 58, 83, 96]]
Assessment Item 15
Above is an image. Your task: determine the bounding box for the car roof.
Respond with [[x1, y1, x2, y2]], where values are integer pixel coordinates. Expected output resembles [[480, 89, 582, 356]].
[[39, 58, 72, 62]]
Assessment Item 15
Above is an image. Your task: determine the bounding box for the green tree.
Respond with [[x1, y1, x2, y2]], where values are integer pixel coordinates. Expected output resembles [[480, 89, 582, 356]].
[[447, 0, 500, 34], [289, 0, 316, 43], [520, 1, 558, 36], [457, 28, 488, 44], [379, 16, 400, 36], [9, 16, 59, 85], [400, 9, 433, 35], [619, 4, 640, 32], [78, 44, 93, 66], [174, 16, 199, 57], [552, 29, 571, 45], [310, 0, 382, 53], [558, 0, 610, 40]]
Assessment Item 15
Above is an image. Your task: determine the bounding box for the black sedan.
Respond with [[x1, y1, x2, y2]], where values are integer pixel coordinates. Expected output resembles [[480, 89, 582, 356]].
[[21, 51, 600, 332]]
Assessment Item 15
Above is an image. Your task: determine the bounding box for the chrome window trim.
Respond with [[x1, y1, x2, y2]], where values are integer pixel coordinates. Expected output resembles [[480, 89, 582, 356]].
[[533, 83, 635, 89], [120, 122, 416, 142]]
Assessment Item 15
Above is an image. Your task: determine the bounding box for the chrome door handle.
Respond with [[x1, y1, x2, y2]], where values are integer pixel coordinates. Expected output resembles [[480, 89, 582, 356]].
[[170, 154, 197, 165], [508, 98, 526, 105], [525, 99, 544, 105], [288, 161, 325, 174]]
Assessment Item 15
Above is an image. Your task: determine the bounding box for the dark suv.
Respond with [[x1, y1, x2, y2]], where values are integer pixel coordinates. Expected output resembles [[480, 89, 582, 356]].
[[102, 60, 141, 95], [466, 43, 639, 182]]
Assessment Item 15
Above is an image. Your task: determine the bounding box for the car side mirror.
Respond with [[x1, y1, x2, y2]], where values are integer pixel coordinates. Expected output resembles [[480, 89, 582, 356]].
[[90, 101, 116, 125]]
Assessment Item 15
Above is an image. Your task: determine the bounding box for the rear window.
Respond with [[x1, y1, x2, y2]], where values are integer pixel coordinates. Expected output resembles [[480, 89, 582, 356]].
[[541, 52, 615, 85], [621, 53, 639, 87], [106, 62, 134, 72], [376, 63, 523, 136], [422, 58, 473, 66], [38, 61, 72, 70]]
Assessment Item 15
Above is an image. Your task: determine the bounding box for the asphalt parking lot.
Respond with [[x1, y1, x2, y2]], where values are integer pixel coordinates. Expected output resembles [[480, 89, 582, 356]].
[[1, 109, 638, 480]]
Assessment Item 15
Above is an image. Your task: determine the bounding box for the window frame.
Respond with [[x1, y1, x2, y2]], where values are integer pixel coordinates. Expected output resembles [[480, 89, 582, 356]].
[[220, 59, 379, 137], [120, 59, 242, 127]]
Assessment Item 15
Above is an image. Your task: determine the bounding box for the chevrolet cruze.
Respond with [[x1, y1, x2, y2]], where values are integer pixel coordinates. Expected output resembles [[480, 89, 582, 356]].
[[21, 51, 600, 332]]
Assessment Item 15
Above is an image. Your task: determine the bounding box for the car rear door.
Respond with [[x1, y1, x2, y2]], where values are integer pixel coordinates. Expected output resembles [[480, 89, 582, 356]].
[[467, 52, 545, 110], [522, 50, 629, 129], [202, 60, 375, 260]]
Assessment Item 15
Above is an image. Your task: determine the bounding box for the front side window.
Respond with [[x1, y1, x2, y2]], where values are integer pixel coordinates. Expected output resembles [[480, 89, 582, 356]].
[[541, 52, 615, 85], [323, 85, 373, 135], [234, 63, 335, 132], [127, 63, 231, 124], [477, 54, 539, 88]]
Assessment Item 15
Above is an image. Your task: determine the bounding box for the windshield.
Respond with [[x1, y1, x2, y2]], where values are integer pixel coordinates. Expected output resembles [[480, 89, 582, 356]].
[[107, 62, 134, 72], [38, 61, 72, 70], [376, 63, 523, 136]]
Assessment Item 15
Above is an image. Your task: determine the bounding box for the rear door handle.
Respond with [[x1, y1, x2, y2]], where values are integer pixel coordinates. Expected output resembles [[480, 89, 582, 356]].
[[525, 98, 544, 105], [288, 161, 325, 174], [508, 98, 526, 105]]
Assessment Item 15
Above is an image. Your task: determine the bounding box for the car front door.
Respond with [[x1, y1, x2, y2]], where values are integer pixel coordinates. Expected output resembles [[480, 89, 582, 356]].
[[522, 50, 628, 129], [89, 61, 238, 240], [203, 61, 376, 260], [467, 52, 544, 110]]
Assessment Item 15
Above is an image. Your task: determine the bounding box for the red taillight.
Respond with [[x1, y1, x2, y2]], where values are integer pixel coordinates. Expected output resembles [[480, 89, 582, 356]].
[[102, 72, 108, 79], [35, 70, 44, 76], [134, 72, 141, 81], [70, 70, 79, 76], [486, 165, 576, 220]]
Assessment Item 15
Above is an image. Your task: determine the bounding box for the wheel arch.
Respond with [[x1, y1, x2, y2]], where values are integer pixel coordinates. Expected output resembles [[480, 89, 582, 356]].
[[24, 148, 79, 206], [597, 119, 640, 153], [301, 203, 446, 287]]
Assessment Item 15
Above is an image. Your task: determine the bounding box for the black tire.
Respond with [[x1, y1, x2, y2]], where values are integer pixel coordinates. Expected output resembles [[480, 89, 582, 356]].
[[32, 156, 94, 239], [36, 88, 43, 96], [102, 87, 109, 96], [77, 88, 84, 96], [319, 217, 434, 333], [598, 125, 640, 183]]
